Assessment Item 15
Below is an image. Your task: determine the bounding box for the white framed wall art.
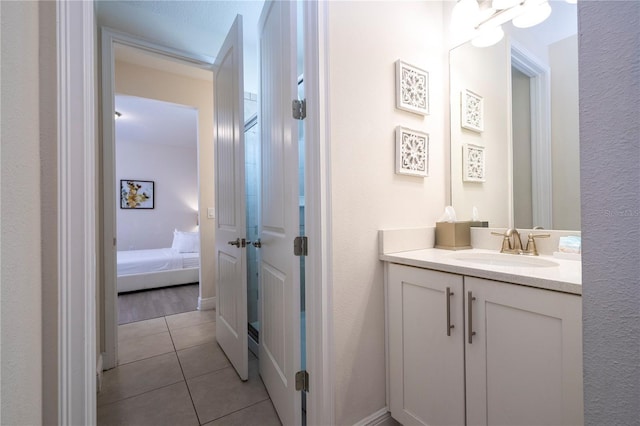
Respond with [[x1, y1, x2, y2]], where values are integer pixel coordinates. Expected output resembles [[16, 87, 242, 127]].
[[395, 60, 429, 116], [395, 126, 429, 177], [462, 143, 486, 182], [461, 89, 484, 132]]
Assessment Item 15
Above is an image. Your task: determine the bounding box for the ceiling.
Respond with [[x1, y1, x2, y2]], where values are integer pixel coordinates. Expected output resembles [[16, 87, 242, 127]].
[[115, 95, 198, 148], [101, 2, 265, 151], [95, 0, 265, 62]]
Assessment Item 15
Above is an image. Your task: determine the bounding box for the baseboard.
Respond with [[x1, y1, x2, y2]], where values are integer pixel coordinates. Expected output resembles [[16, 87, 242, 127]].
[[96, 353, 104, 393], [353, 407, 391, 426], [198, 296, 216, 311]]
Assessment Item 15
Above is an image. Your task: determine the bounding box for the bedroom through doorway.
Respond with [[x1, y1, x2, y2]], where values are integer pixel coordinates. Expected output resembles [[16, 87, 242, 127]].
[[113, 43, 209, 326]]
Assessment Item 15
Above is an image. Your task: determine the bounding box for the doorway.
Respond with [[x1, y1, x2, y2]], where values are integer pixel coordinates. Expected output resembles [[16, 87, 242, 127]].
[[245, 110, 260, 355], [101, 32, 216, 370], [511, 66, 533, 229], [98, 3, 330, 424], [61, 1, 331, 423], [510, 44, 553, 229], [114, 93, 200, 324]]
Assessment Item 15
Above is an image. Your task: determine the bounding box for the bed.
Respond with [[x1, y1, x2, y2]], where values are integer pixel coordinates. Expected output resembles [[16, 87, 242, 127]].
[[117, 230, 200, 293]]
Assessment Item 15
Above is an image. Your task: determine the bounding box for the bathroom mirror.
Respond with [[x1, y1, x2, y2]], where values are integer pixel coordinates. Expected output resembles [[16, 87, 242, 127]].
[[449, 1, 580, 231]]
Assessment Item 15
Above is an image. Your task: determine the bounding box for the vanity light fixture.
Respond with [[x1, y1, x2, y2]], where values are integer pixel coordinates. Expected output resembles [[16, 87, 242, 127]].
[[512, 0, 552, 28], [451, 0, 480, 33], [451, 0, 553, 47], [491, 0, 520, 10]]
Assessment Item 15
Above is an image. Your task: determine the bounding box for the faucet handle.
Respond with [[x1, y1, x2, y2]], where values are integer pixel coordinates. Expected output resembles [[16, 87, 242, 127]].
[[524, 233, 550, 256], [491, 230, 512, 252]]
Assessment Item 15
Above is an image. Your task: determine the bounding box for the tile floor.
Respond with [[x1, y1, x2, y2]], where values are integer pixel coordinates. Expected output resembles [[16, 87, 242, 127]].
[[98, 310, 282, 426]]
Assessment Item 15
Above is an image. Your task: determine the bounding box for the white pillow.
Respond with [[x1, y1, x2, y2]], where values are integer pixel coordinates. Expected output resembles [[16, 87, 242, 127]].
[[171, 229, 200, 253]]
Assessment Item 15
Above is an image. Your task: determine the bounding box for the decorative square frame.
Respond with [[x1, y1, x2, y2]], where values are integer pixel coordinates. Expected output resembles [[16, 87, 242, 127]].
[[462, 144, 486, 182], [120, 180, 155, 209], [395, 60, 429, 116], [395, 126, 429, 177], [461, 89, 484, 132]]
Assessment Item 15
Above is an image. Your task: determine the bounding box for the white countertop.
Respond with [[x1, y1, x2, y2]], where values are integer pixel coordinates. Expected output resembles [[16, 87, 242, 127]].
[[380, 248, 582, 295]]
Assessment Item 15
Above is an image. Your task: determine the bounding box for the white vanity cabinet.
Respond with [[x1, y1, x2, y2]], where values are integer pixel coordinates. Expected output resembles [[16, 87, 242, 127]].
[[386, 263, 583, 426], [387, 264, 465, 426]]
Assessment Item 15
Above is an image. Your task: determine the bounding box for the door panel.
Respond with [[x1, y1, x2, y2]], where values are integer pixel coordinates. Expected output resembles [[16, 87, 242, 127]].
[[214, 15, 248, 381], [258, 1, 301, 424], [465, 276, 583, 426]]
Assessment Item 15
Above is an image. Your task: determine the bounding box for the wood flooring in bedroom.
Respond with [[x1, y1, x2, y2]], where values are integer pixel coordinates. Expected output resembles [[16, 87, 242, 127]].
[[118, 283, 199, 325]]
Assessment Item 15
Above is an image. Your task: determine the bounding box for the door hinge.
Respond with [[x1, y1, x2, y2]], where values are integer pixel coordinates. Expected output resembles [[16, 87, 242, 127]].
[[293, 236, 308, 257], [292, 99, 306, 120], [295, 370, 309, 392]]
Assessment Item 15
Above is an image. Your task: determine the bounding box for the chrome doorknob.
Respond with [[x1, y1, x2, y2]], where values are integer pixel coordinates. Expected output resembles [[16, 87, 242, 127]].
[[228, 238, 241, 247], [252, 239, 262, 248]]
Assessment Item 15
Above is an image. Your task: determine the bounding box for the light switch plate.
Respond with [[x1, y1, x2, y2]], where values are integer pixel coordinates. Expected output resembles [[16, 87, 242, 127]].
[[207, 207, 215, 219]]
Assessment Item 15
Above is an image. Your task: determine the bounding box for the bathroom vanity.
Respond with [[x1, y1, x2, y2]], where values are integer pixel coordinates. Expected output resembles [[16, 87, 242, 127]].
[[381, 236, 583, 426]]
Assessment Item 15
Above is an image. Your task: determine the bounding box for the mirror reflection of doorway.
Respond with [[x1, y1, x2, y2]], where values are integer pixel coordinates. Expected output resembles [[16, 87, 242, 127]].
[[511, 67, 534, 230]]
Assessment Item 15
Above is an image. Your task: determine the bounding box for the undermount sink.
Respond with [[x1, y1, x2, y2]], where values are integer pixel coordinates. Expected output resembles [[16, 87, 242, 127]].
[[448, 252, 559, 268]]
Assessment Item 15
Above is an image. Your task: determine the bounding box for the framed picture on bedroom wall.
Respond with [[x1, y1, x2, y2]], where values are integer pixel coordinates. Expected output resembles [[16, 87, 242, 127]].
[[120, 180, 155, 209]]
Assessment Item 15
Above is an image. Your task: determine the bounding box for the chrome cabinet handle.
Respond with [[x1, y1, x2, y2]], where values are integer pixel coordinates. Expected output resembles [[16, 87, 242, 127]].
[[468, 291, 477, 344], [446, 287, 454, 336]]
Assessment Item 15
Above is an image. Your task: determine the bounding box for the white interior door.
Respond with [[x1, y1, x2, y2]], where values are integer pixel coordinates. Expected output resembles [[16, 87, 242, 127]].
[[214, 15, 248, 381], [258, 1, 301, 424]]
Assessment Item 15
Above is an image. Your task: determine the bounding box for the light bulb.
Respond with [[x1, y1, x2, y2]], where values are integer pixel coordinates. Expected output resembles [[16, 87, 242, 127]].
[[472, 25, 504, 48], [451, 0, 480, 33], [512, 0, 552, 28]]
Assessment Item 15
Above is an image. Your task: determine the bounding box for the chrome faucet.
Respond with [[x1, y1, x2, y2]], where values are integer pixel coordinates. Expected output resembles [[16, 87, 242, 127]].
[[491, 228, 523, 254]]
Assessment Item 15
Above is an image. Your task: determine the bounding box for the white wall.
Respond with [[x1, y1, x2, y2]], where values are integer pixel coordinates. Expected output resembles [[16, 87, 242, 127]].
[[0, 1, 43, 423], [116, 139, 198, 250], [550, 35, 580, 231], [450, 39, 511, 227], [115, 60, 215, 301], [327, 2, 446, 423], [579, 2, 640, 425]]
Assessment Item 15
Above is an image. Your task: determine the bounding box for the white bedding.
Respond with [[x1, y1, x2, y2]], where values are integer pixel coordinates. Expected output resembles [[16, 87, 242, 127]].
[[117, 248, 199, 276]]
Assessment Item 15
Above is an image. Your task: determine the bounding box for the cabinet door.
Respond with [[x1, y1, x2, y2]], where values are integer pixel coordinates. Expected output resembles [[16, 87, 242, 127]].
[[464, 277, 583, 426], [387, 264, 465, 426]]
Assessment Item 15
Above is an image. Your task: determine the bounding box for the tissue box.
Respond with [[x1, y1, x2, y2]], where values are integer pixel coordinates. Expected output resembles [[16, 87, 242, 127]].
[[435, 222, 472, 250]]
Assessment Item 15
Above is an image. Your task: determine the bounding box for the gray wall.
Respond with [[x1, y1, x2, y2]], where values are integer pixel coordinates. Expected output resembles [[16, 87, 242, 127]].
[[0, 1, 44, 424], [579, 2, 640, 425]]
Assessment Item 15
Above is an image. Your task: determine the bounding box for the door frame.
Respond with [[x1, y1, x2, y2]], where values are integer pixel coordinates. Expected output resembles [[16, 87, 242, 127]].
[[63, 3, 334, 425], [302, 2, 335, 424], [57, 1, 97, 423], [99, 27, 214, 370]]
